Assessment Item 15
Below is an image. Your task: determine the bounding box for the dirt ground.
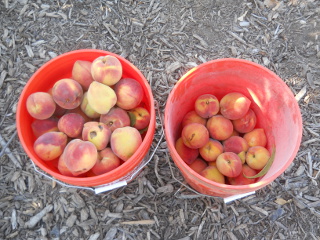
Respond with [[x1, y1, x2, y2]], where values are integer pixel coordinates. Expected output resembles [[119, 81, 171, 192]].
[[1, 0, 320, 239]]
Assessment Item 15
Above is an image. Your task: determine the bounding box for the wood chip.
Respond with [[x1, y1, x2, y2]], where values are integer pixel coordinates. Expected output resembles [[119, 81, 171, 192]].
[[251, 205, 269, 216], [307, 73, 316, 89], [166, 61, 181, 74], [25, 205, 53, 228], [120, 220, 155, 225], [156, 184, 173, 193], [104, 227, 117, 239], [193, 34, 208, 48], [295, 85, 307, 102]]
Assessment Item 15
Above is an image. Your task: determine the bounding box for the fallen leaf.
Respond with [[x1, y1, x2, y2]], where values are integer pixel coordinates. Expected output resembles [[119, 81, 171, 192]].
[[275, 198, 288, 205], [264, 0, 278, 8]]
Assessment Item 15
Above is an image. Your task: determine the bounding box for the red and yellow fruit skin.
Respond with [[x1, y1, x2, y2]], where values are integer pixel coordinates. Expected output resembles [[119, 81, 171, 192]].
[[199, 139, 224, 162], [243, 128, 267, 147], [82, 122, 111, 151], [113, 78, 143, 110], [194, 94, 220, 118], [110, 126, 142, 161], [220, 92, 251, 120], [232, 109, 257, 133], [100, 107, 130, 132], [91, 55, 123, 86], [206, 115, 233, 141], [51, 78, 83, 110], [26, 92, 56, 120], [223, 136, 249, 154], [216, 152, 243, 178], [228, 164, 258, 185], [91, 148, 121, 175], [72, 60, 94, 91], [181, 110, 207, 128], [64, 139, 98, 176], [33, 132, 68, 161], [31, 117, 59, 138], [175, 137, 199, 165], [188, 158, 208, 174], [200, 165, 225, 184], [181, 123, 209, 149], [245, 146, 271, 170], [58, 113, 85, 138]]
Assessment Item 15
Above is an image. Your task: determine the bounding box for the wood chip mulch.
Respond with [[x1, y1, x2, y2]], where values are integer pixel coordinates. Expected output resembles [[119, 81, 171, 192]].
[[0, 0, 320, 239]]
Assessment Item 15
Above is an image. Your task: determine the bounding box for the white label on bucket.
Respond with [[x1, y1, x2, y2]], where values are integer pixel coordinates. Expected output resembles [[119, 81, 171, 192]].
[[94, 180, 128, 194], [223, 191, 256, 204]]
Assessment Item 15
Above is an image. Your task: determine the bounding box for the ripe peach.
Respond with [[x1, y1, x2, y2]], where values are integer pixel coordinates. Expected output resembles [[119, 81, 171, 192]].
[[31, 117, 59, 138], [194, 94, 219, 118], [246, 146, 270, 170], [87, 81, 117, 114], [232, 109, 257, 133], [57, 153, 73, 177], [228, 164, 258, 185], [181, 110, 207, 128], [175, 137, 199, 164], [128, 107, 150, 130], [114, 78, 143, 110], [216, 152, 242, 177], [26, 92, 56, 120], [47, 88, 67, 116], [80, 92, 101, 119], [188, 158, 207, 174], [33, 132, 68, 161], [243, 128, 267, 147], [58, 113, 85, 138], [181, 123, 209, 149], [64, 139, 98, 176], [206, 115, 233, 141], [223, 136, 249, 154], [100, 107, 131, 132], [72, 60, 94, 90], [52, 78, 83, 110], [200, 165, 225, 184], [220, 92, 251, 120], [110, 126, 142, 161], [82, 122, 111, 150], [199, 139, 224, 162], [91, 55, 122, 86], [91, 148, 121, 175]]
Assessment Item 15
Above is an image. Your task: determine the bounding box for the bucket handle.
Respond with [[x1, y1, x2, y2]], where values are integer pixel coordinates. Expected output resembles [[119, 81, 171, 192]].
[[30, 100, 164, 194]]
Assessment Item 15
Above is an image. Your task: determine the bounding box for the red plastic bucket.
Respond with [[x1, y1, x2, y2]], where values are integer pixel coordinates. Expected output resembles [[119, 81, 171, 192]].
[[16, 49, 155, 188], [164, 58, 302, 198]]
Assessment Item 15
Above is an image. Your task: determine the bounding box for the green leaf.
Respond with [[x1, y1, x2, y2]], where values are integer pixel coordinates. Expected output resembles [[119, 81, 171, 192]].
[[244, 146, 276, 179], [139, 126, 149, 134], [128, 111, 136, 127]]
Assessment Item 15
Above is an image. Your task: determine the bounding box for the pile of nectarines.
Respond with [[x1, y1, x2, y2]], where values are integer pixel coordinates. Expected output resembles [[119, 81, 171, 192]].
[[26, 55, 151, 177], [175, 92, 271, 185]]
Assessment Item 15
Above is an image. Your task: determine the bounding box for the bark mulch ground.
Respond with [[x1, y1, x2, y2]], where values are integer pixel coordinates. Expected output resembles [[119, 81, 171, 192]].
[[0, 0, 320, 239]]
